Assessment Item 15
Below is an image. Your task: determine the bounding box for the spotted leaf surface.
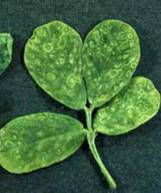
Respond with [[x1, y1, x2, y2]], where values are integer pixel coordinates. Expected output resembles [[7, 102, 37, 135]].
[[24, 21, 86, 110], [0, 33, 13, 75], [0, 112, 85, 173], [82, 20, 140, 108], [94, 77, 160, 135]]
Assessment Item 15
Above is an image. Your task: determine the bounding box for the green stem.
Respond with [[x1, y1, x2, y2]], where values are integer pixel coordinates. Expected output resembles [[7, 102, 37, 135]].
[[84, 106, 93, 130], [84, 106, 117, 189]]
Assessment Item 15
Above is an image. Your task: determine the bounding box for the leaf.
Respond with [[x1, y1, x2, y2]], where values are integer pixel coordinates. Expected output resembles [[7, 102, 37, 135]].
[[24, 21, 86, 110], [0, 33, 13, 75], [0, 112, 85, 173], [82, 20, 140, 108], [94, 77, 160, 136]]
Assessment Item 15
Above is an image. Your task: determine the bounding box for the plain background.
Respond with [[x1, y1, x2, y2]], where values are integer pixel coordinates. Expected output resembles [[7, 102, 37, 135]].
[[0, 0, 161, 193]]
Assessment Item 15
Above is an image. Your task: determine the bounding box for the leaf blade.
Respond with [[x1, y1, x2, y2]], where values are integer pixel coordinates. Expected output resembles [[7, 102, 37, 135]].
[[0, 33, 13, 75], [24, 21, 86, 110], [82, 19, 140, 108], [94, 77, 160, 135], [0, 112, 85, 173]]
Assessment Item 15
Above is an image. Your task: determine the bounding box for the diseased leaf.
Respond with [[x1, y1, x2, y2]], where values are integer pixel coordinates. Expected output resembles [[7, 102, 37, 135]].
[[24, 21, 86, 110], [0, 20, 159, 190], [0, 112, 85, 173], [0, 33, 13, 75], [94, 77, 160, 136], [82, 20, 140, 108]]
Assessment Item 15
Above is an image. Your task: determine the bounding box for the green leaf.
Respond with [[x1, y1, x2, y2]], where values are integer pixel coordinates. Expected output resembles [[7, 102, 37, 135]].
[[0, 112, 85, 173], [94, 77, 160, 136], [24, 21, 86, 110], [82, 20, 140, 108], [0, 33, 13, 75]]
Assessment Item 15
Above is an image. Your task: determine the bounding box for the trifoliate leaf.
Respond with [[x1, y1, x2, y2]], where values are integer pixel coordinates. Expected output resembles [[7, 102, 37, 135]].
[[82, 20, 140, 108], [0, 112, 85, 173], [24, 21, 86, 110], [94, 77, 160, 135]]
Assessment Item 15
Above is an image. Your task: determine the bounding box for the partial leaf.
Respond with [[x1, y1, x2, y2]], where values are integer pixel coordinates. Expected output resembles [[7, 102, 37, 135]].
[[0, 112, 85, 173], [94, 77, 160, 135], [0, 33, 13, 75], [82, 20, 140, 108], [24, 21, 86, 110]]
